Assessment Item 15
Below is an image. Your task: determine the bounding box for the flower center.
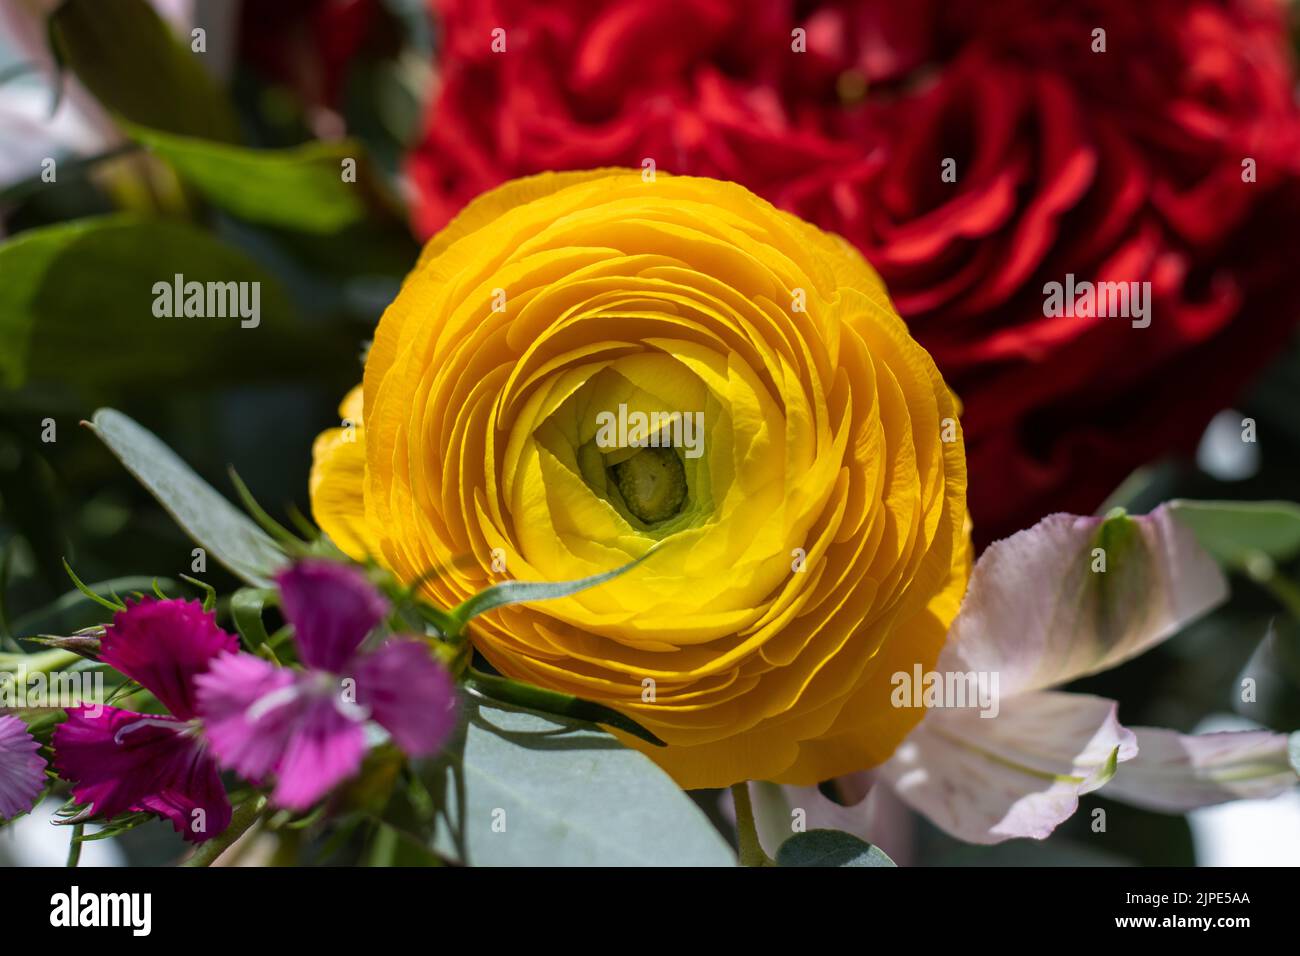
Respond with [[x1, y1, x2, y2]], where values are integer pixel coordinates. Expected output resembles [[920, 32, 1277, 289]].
[[609, 446, 688, 524]]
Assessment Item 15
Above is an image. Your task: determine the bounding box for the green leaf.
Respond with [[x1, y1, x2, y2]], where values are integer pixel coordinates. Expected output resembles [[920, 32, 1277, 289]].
[[227, 468, 303, 546], [230, 588, 278, 651], [425, 701, 734, 866], [59, 558, 125, 612], [10, 576, 173, 637], [179, 575, 217, 612], [775, 830, 896, 867], [86, 409, 286, 586], [0, 216, 306, 392], [126, 125, 379, 234], [50, 0, 240, 142], [1168, 500, 1300, 568], [448, 550, 655, 633], [1289, 732, 1300, 775]]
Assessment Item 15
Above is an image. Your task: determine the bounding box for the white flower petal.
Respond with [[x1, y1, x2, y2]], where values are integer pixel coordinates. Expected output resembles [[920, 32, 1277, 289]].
[[1102, 727, 1298, 812], [879, 691, 1137, 844], [938, 505, 1227, 696]]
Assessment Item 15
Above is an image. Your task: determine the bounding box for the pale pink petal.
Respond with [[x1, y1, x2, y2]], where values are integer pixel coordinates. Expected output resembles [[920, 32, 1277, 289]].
[[939, 505, 1227, 696], [879, 691, 1138, 844], [1102, 727, 1298, 812]]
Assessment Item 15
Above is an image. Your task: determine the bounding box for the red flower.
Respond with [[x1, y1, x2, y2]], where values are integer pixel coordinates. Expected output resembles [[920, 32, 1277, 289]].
[[406, 0, 1300, 540]]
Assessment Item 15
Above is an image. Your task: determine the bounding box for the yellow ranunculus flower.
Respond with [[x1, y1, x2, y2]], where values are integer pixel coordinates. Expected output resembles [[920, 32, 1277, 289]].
[[310, 170, 970, 789]]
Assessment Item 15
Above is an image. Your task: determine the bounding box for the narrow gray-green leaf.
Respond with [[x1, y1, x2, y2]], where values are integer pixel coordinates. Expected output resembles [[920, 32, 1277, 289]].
[[87, 409, 286, 586], [427, 701, 733, 866], [449, 550, 654, 631], [776, 830, 896, 867], [464, 669, 665, 746]]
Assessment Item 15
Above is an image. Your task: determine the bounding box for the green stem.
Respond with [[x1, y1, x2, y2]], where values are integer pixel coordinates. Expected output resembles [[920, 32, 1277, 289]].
[[0, 648, 81, 676], [66, 824, 84, 868], [731, 782, 773, 867], [182, 796, 266, 867], [466, 668, 666, 746]]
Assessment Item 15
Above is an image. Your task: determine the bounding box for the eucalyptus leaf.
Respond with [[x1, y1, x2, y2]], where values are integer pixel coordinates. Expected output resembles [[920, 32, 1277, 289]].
[[425, 701, 734, 866], [87, 409, 286, 586], [1168, 500, 1300, 567], [775, 829, 896, 868], [1290, 732, 1300, 775], [50, 0, 240, 142], [127, 125, 379, 234]]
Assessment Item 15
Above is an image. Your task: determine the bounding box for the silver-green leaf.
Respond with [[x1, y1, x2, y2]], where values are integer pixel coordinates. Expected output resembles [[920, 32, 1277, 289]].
[[1168, 499, 1300, 568], [426, 701, 734, 866], [776, 830, 896, 867], [87, 409, 286, 586]]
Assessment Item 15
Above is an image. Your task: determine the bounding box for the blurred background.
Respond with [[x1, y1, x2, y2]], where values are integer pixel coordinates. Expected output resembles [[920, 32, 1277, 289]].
[[2, 0, 1299, 865]]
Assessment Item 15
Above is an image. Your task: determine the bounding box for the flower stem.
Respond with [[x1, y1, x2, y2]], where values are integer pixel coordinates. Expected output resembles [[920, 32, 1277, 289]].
[[66, 824, 84, 868], [182, 796, 266, 867], [730, 782, 773, 867], [0, 648, 81, 676]]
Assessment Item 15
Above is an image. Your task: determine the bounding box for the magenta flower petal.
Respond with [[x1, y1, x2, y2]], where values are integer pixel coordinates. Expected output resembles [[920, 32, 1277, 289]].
[[100, 599, 238, 720], [353, 641, 457, 757], [275, 560, 389, 672], [54, 706, 187, 818], [134, 754, 233, 844], [0, 714, 46, 819], [195, 651, 301, 783], [198, 651, 367, 810], [52, 706, 230, 842], [270, 697, 367, 811]]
